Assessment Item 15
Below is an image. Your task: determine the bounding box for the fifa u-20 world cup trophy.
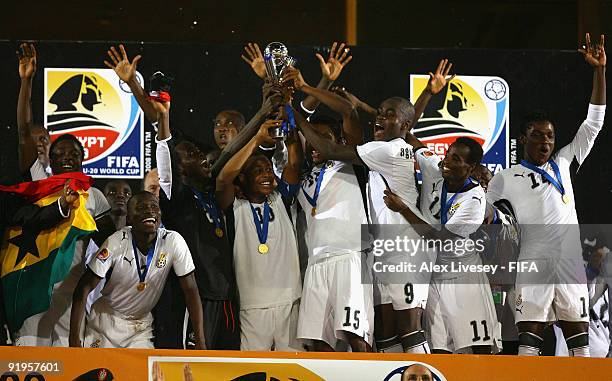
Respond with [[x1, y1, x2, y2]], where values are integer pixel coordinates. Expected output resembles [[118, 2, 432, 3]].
[[263, 42, 297, 139]]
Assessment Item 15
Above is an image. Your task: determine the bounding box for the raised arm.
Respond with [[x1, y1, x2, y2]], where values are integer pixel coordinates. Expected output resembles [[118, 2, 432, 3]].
[[16, 43, 39, 173], [334, 87, 378, 117], [293, 107, 361, 164], [413, 59, 455, 122], [282, 130, 303, 185], [215, 119, 279, 210], [104, 44, 159, 123], [211, 86, 283, 177], [579, 33, 606, 106], [301, 42, 353, 112], [284, 67, 362, 145]]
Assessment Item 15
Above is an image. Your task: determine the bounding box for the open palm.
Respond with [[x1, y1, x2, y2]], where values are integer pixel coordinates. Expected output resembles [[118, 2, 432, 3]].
[[104, 44, 141, 83], [316, 42, 353, 81]]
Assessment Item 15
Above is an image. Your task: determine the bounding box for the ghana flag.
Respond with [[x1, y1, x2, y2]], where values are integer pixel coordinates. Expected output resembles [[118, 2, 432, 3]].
[[0, 172, 96, 331]]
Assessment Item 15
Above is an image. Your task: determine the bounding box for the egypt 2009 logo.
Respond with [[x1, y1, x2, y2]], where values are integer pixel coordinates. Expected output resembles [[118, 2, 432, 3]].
[[410, 75, 510, 174], [44, 68, 144, 179]]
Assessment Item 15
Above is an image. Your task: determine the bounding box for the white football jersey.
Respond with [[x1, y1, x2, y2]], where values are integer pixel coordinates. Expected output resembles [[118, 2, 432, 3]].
[[486, 104, 606, 260], [233, 191, 301, 309], [87, 227, 195, 318], [415, 147, 486, 279], [357, 138, 423, 233], [297, 161, 368, 260]]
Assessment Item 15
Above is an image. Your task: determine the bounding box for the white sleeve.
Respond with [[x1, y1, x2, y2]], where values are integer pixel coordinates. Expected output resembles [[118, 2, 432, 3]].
[[171, 232, 196, 277], [556, 104, 606, 166], [29, 159, 49, 181], [356, 141, 394, 175], [414, 147, 441, 181], [86, 237, 115, 278], [446, 195, 486, 238], [156, 137, 173, 200], [90, 187, 111, 220]]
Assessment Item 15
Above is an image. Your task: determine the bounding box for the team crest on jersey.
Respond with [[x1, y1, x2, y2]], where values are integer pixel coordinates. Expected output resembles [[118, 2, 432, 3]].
[[516, 293, 523, 307], [448, 203, 461, 217], [325, 160, 334, 169], [90, 338, 101, 348], [157, 252, 167, 268], [96, 248, 110, 262]]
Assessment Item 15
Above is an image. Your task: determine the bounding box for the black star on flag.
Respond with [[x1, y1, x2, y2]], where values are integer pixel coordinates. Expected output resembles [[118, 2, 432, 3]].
[[7, 226, 43, 268]]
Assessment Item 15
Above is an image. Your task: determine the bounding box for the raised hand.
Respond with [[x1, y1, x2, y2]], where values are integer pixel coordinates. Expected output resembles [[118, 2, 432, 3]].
[[316, 42, 353, 82], [104, 44, 142, 84], [17, 42, 37, 79], [241, 42, 267, 79], [149, 99, 171, 119], [59, 179, 79, 213], [427, 59, 455, 95], [256, 119, 283, 145], [282, 67, 308, 90], [579, 33, 606, 68]]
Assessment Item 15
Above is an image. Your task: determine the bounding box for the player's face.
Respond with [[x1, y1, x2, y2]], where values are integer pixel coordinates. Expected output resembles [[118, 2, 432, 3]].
[[213, 111, 242, 149], [50, 140, 83, 174], [401, 365, 433, 381], [522, 121, 555, 166], [128, 193, 162, 234], [374, 99, 406, 141], [440, 143, 474, 184], [104, 181, 132, 215], [30, 125, 51, 165], [143, 169, 160, 198], [243, 157, 276, 198], [175, 141, 211, 184], [308, 124, 336, 165]]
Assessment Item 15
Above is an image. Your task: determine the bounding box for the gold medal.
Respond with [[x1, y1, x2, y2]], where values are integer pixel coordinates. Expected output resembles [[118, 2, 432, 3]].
[[258, 243, 269, 254], [137, 282, 147, 292], [562, 194, 570, 204], [311, 207, 317, 217], [215, 227, 224, 238]]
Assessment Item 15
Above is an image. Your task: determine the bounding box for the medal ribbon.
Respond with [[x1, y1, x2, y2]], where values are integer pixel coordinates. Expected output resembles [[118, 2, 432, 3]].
[[132, 232, 157, 283], [520, 159, 566, 198], [282, 104, 297, 134], [301, 165, 326, 210], [440, 178, 474, 225], [250, 201, 270, 245], [191, 188, 223, 233]]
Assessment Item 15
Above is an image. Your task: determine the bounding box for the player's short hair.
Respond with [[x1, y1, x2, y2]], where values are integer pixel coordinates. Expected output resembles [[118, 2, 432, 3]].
[[49, 133, 85, 161], [30, 123, 50, 137], [453, 137, 483, 165], [127, 190, 157, 209], [520, 110, 554, 136], [386, 96, 416, 124], [219, 109, 246, 130], [310, 114, 343, 142], [172, 129, 212, 155]]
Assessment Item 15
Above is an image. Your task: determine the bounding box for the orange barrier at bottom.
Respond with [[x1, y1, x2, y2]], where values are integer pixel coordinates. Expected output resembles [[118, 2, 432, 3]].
[[0, 347, 610, 381]]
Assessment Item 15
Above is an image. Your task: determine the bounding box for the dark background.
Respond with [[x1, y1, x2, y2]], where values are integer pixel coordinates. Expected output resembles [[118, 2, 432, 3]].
[[0, 0, 610, 222]]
